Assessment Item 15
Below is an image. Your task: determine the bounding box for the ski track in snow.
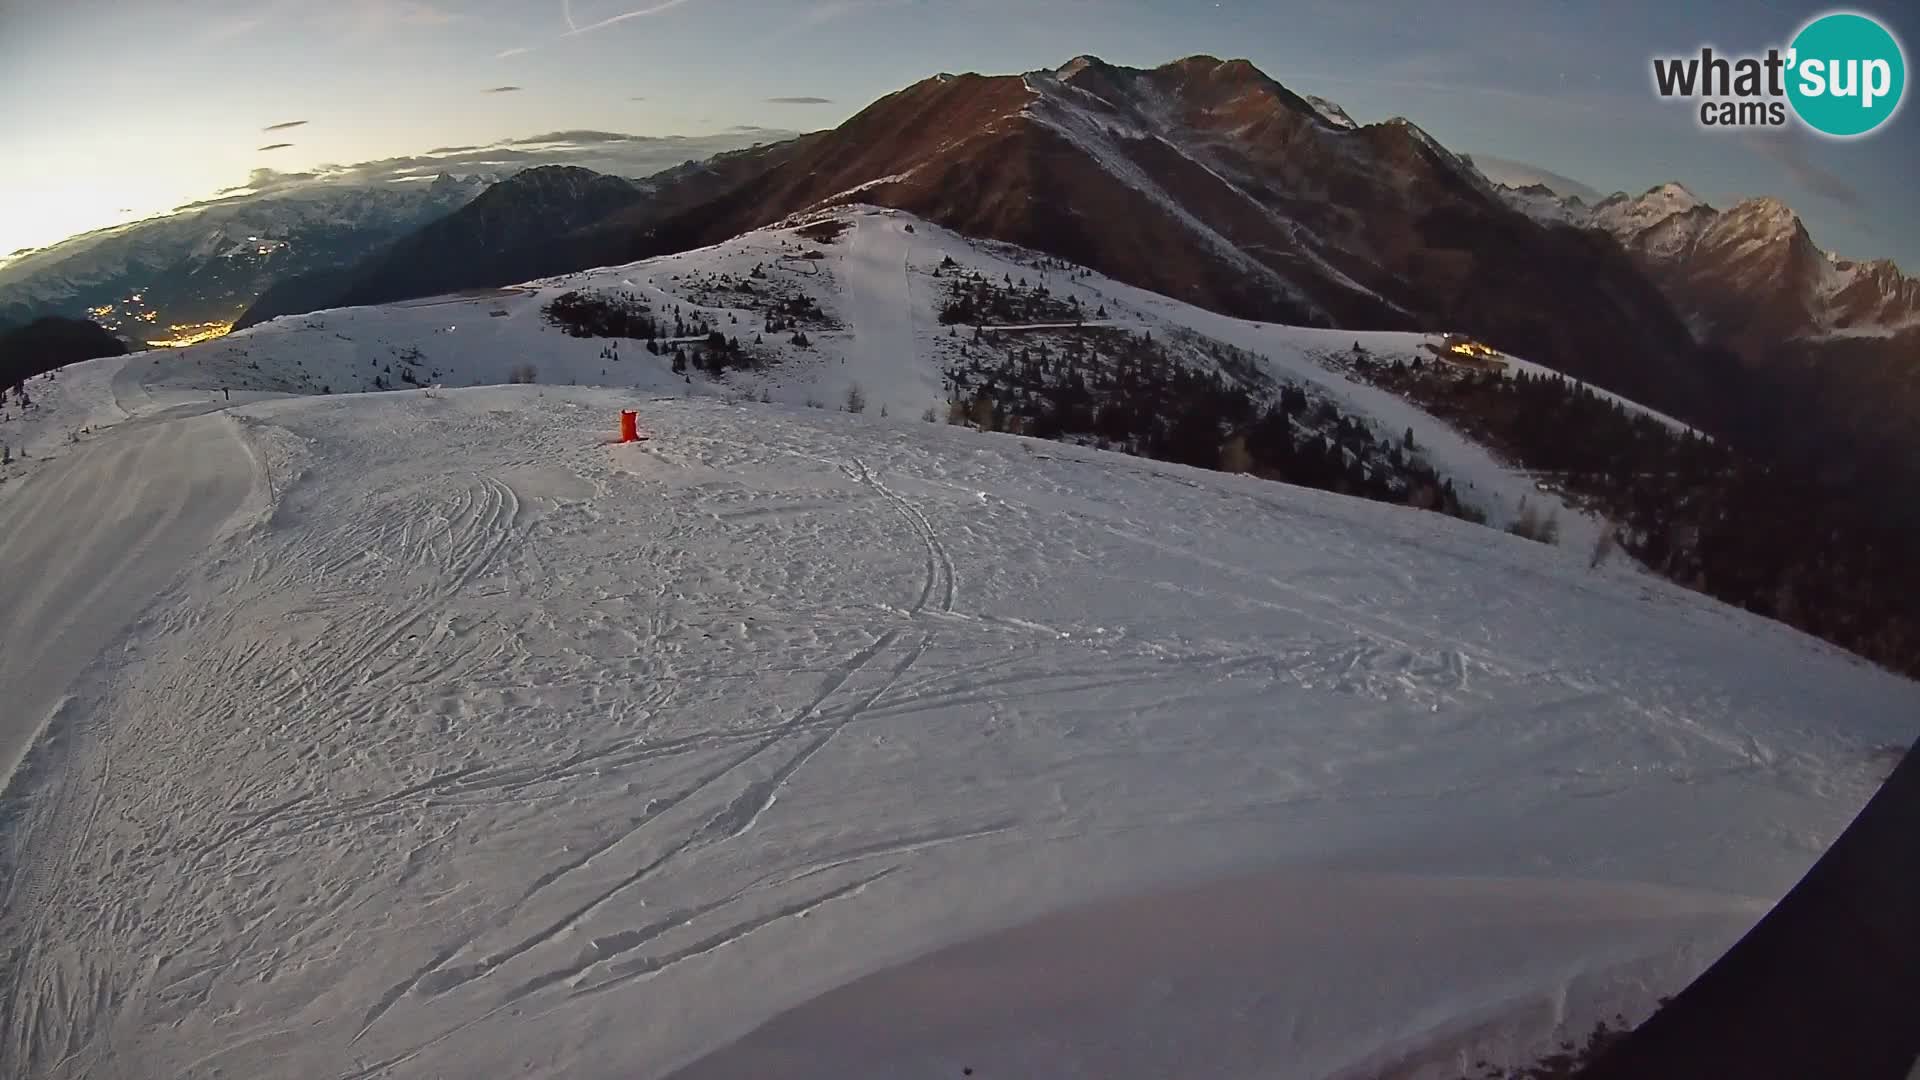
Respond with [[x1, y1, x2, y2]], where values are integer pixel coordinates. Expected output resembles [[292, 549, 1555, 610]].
[[0, 209, 1915, 1079], [0, 388, 1912, 1080]]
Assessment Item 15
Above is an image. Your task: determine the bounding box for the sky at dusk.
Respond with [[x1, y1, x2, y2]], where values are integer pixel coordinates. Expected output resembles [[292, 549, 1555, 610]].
[[1, 0, 1915, 267]]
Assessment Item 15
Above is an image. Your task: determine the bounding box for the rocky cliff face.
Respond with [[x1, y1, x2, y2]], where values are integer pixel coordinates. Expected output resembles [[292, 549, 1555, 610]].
[[1529, 181, 1920, 464]]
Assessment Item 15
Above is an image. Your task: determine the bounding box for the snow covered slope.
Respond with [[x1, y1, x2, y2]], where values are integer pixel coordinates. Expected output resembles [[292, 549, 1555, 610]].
[[7, 206, 1689, 550], [4, 206, 1917, 1077], [2, 371, 1916, 1080]]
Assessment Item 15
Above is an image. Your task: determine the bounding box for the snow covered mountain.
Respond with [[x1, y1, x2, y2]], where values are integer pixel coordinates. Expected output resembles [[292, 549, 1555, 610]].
[[1494, 182, 1591, 228], [234, 167, 647, 330], [236, 144, 816, 329], [1465, 154, 1604, 204], [1503, 180, 1920, 346], [653, 55, 1702, 417], [0, 176, 491, 340], [1, 207, 1914, 1080], [1497, 178, 1920, 465], [1302, 92, 1359, 130], [1585, 184, 1920, 345], [231, 57, 1709, 436]]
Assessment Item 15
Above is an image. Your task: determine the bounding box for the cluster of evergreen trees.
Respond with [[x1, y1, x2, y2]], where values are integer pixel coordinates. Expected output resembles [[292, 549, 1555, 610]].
[[1352, 350, 1920, 678], [762, 294, 824, 334], [944, 327, 1480, 524], [543, 289, 660, 340], [543, 288, 773, 377], [938, 266, 1086, 327], [674, 268, 831, 334], [793, 220, 850, 245], [364, 345, 440, 392], [664, 330, 754, 376]]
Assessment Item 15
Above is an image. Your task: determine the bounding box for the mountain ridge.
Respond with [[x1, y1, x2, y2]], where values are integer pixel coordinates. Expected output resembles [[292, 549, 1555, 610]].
[[235, 140, 818, 328], [1498, 177, 1920, 466], [1506, 180, 1920, 342], [251, 54, 1714, 440], [212, 53, 1911, 479], [0, 176, 494, 338]]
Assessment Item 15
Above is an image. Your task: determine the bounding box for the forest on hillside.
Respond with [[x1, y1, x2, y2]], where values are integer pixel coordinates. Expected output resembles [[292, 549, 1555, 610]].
[[1, 316, 127, 391], [931, 273, 1486, 528], [1345, 348, 1920, 678]]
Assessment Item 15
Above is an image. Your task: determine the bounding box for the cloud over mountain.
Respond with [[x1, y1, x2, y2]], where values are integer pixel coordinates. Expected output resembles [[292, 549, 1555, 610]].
[[180, 128, 799, 209]]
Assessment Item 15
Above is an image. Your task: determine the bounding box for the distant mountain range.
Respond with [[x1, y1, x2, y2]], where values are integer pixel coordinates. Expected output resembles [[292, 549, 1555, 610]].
[[1503, 180, 1920, 345], [0, 176, 492, 340], [1466, 154, 1603, 204], [235, 167, 642, 329], [0, 130, 796, 342], [1498, 178, 1920, 467], [236, 145, 802, 328]]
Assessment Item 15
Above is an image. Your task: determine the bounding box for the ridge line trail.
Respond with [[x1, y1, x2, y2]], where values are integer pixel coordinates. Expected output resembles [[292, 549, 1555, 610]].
[[836, 213, 941, 415], [0, 407, 258, 784], [0, 407, 257, 1079]]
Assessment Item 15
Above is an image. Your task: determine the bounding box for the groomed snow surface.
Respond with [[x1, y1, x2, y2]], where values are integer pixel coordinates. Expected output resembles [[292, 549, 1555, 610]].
[[1, 209, 1917, 1080]]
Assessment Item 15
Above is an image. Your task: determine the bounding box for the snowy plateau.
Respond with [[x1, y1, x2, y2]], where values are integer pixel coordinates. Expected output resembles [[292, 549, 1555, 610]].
[[0, 207, 1915, 1080]]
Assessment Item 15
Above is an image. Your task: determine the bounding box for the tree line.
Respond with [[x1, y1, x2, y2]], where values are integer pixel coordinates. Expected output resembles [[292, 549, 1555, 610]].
[[1353, 350, 1920, 677], [944, 324, 1482, 525]]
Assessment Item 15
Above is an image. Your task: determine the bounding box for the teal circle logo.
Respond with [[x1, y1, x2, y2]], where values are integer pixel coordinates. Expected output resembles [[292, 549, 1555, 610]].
[[1787, 11, 1906, 137]]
